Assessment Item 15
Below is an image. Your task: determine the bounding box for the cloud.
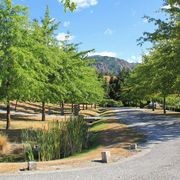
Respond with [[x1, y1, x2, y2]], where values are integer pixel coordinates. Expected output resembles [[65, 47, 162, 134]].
[[56, 32, 74, 42], [63, 21, 70, 27], [127, 55, 141, 63], [89, 51, 117, 58], [161, 3, 180, 9], [143, 18, 148, 23], [162, 4, 171, 9], [50, 18, 56, 23], [58, 0, 98, 9], [104, 28, 113, 35]]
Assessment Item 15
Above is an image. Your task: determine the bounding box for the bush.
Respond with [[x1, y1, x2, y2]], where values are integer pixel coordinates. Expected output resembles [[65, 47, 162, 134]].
[[100, 99, 123, 107], [22, 116, 89, 161], [0, 133, 9, 154]]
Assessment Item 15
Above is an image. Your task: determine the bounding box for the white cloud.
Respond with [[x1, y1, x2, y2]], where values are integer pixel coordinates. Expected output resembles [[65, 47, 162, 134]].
[[143, 18, 148, 23], [63, 21, 70, 27], [104, 28, 113, 35], [127, 55, 142, 63], [56, 32, 74, 42], [162, 3, 180, 9], [58, 0, 98, 9], [162, 4, 171, 9], [89, 51, 117, 58], [50, 18, 56, 23]]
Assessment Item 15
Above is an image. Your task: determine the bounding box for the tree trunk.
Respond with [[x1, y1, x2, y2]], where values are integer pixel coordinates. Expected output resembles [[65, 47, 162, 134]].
[[94, 104, 96, 109], [61, 102, 64, 115], [71, 103, 73, 113], [152, 101, 155, 111], [42, 101, 45, 121], [86, 103, 88, 110], [163, 96, 166, 114], [6, 100, 11, 130], [73, 104, 80, 116], [14, 100, 18, 112], [83, 103, 85, 110]]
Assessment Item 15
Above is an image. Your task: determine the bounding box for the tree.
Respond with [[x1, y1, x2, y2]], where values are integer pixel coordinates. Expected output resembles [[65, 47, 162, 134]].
[[30, 6, 63, 121], [133, 0, 180, 113], [61, 0, 76, 11], [167, 0, 180, 6], [0, 0, 104, 126], [60, 45, 104, 107], [0, 0, 39, 129]]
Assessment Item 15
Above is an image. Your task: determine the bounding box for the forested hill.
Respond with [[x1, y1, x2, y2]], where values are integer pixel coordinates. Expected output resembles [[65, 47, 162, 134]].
[[88, 55, 138, 75]]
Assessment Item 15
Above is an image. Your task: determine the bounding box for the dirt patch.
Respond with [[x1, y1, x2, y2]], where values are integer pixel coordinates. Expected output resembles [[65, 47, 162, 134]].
[[0, 147, 134, 174]]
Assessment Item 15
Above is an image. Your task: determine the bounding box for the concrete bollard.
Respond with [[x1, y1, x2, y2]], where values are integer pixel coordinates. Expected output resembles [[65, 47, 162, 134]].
[[101, 151, 111, 163], [28, 161, 37, 171], [130, 143, 138, 150]]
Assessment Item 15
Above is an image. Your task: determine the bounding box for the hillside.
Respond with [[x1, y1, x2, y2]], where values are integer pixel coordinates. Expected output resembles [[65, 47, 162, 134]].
[[89, 55, 137, 75]]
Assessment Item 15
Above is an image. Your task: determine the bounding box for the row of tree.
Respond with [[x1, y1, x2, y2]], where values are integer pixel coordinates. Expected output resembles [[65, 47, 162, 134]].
[[101, 69, 130, 104], [123, 0, 180, 113], [61, 0, 179, 112], [0, 0, 104, 129]]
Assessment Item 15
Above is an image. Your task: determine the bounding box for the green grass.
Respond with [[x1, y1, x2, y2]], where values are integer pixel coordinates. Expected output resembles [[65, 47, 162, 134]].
[[0, 154, 24, 163], [70, 120, 108, 158], [90, 122, 107, 132]]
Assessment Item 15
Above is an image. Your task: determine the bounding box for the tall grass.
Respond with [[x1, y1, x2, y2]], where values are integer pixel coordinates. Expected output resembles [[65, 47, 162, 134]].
[[0, 133, 9, 154], [21, 116, 89, 161]]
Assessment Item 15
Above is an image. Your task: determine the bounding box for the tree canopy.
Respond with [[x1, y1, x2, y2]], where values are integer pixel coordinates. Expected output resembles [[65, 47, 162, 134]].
[[125, 0, 180, 113], [0, 0, 104, 128]]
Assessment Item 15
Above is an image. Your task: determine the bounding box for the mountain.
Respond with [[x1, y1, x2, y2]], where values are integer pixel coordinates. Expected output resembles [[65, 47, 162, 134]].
[[88, 55, 138, 75]]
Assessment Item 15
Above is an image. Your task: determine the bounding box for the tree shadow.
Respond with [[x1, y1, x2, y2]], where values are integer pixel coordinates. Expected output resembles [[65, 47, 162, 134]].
[[113, 109, 180, 146], [0, 113, 41, 122], [0, 129, 24, 143]]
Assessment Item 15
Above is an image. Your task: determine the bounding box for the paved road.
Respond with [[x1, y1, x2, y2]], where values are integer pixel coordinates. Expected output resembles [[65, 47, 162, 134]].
[[1, 108, 180, 180]]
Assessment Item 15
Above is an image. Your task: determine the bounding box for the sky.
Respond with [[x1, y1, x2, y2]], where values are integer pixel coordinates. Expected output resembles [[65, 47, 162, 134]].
[[14, 0, 166, 63]]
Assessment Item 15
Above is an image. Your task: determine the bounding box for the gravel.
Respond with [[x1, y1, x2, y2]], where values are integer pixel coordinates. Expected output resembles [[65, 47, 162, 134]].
[[1, 108, 180, 180]]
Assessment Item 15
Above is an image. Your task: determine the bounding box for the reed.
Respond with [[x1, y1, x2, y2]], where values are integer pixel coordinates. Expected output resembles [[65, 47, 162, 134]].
[[21, 116, 89, 161]]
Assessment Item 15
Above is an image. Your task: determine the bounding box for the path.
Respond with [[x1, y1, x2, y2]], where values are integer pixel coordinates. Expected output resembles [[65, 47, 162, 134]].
[[1, 108, 180, 180]]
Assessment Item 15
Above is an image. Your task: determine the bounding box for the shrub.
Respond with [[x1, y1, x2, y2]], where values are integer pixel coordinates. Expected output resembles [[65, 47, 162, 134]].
[[0, 133, 9, 154], [100, 99, 123, 107], [22, 116, 89, 161]]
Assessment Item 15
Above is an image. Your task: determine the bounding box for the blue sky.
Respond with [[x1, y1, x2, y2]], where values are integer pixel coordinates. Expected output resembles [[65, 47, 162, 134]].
[[14, 0, 166, 63]]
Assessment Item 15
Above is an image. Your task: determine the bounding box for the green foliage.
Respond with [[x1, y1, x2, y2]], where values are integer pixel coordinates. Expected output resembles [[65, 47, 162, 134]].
[[24, 144, 35, 161], [166, 95, 180, 107], [22, 116, 89, 161], [0, 154, 24, 162], [100, 99, 123, 107], [0, 1, 104, 127], [124, 0, 180, 111], [61, 0, 77, 12], [166, 0, 180, 6], [100, 68, 130, 106], [0, 0, 35, 101]]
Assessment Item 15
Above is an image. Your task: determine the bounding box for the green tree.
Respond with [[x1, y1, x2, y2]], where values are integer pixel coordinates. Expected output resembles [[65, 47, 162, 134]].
[[133, 0, 180, 113], [30, 6, 62, 121], [61, 0, 76, 11], [0, 0, 39, 129]]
